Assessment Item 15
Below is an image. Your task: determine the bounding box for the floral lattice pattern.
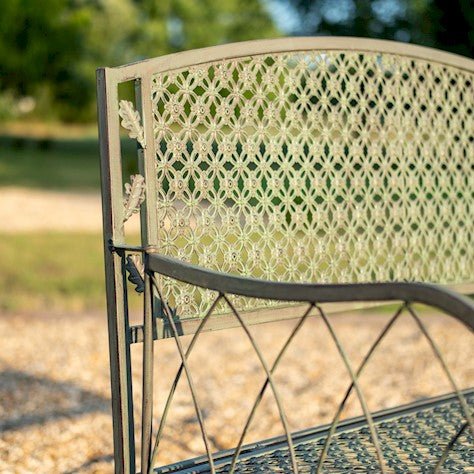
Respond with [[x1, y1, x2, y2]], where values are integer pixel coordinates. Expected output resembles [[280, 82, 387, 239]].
[[148, 51, 473, 318]]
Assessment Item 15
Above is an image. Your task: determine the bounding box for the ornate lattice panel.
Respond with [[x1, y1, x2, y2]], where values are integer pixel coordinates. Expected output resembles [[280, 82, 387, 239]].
[[142, 51, 473, 318]]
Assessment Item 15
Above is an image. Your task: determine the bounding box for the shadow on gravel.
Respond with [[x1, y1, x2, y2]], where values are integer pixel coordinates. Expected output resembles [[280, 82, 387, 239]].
[[62, 454, 115, 474], [0, 369, 110, 432]]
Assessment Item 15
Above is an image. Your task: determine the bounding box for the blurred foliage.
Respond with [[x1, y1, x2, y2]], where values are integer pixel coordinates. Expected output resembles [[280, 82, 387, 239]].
[[0, 0, 92, 121], [278, 0, 473, 56], [0, 0, 277, 122]]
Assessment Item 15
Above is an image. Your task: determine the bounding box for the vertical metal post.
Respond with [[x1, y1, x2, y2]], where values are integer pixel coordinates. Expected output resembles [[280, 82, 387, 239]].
[[135, 73, 159, 473], [135, 73, 159, 243], [141, 273, 154, 472], [97, 67, 136, 474]]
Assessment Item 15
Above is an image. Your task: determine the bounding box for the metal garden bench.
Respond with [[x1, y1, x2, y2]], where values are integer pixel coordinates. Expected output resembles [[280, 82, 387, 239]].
[[97, 37, 474, 473]]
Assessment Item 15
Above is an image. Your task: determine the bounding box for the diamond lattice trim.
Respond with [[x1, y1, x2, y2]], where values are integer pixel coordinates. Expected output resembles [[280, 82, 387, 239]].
[[148, 51, 473, 318]]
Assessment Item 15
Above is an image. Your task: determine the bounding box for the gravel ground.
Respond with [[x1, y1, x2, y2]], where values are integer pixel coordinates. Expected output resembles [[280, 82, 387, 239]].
[[0, 307, 472, 473], [0, 188, 139, 233]]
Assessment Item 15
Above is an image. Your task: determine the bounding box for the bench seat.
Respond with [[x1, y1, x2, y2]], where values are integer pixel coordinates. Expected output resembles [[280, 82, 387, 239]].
[[156, 390, 474, 473]]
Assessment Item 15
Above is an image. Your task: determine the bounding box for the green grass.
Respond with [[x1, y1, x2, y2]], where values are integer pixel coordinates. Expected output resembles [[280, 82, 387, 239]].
[[0, 135, 137, 190], [0, 232, 146, 313], [0, 233, 107, 312]]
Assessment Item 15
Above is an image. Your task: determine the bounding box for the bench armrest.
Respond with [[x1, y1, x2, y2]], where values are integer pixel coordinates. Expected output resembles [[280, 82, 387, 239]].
[[146, 251, 474, 331]]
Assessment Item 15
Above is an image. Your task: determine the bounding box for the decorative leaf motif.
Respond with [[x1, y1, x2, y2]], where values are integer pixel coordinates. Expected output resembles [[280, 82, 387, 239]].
[[118, 100, 145, 148], [125, 254, 144, 293], [123, 174, 145, 222]]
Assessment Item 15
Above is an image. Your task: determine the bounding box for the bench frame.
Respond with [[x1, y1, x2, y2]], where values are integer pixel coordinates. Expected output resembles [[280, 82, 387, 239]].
[[97, 37, 474, 474]]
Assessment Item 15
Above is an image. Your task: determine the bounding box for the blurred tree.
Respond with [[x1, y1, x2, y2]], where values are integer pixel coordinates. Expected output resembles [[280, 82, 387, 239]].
[[0, 0, 91, 120], [3, 0, 470, 123], [133, 0, 277, 56], [276, 0, 473, 56], [429, 0, 473, 56], [0, 0, 277, 122]]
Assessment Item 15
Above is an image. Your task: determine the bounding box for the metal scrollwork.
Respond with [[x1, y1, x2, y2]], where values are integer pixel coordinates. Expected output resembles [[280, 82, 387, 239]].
[[125, 254, 145, 293]]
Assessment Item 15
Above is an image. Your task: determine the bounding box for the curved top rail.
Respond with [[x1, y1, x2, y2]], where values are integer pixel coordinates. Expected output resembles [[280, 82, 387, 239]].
[[146, 252, 474, 331], [102, 36, 474, 82]]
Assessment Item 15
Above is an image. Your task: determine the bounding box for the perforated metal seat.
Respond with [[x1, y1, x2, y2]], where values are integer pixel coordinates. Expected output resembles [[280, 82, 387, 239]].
[[155, 391, 474, 473]]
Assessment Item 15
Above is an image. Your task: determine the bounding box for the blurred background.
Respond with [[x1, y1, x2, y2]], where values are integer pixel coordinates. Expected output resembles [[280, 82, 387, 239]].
[[0, 1, 473, 472]]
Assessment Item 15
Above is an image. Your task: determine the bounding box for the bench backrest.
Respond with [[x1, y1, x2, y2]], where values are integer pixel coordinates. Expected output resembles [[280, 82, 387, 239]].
[[98, 38, 474, 322]]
